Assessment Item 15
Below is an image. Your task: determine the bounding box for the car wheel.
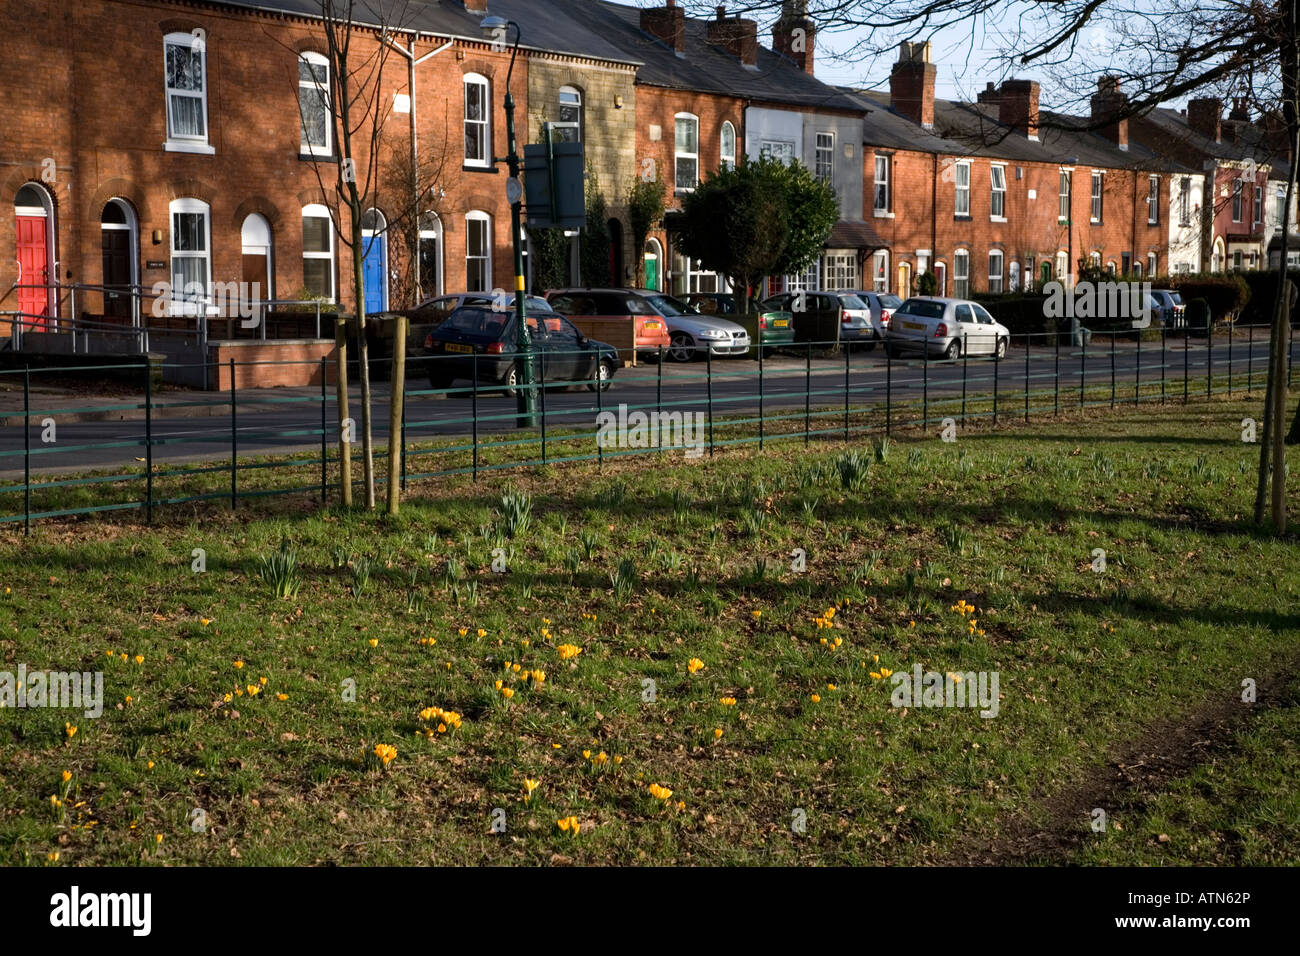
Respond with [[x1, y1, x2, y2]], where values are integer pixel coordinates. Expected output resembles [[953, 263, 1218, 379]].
[[500, 365, 519, 398], [428, 370, 452, 391], [862, 335, 878, 353], [667, 332, 696, 363], [588, 357, 615, 392], [943, 339, 961, 361], [996, 337, 1008, 359]]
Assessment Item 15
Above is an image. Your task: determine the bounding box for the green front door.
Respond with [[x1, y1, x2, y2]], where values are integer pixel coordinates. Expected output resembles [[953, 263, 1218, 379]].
[[644, 254, 658, 291]]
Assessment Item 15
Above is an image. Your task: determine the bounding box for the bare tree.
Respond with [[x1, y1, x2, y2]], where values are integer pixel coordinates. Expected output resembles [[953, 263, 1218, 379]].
[[690, 0, 1296, 531]]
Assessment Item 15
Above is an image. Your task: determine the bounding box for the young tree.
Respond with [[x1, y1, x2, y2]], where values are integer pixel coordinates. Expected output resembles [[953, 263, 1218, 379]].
[[628, 177, 667, 288], [675, 156, 836, 312]]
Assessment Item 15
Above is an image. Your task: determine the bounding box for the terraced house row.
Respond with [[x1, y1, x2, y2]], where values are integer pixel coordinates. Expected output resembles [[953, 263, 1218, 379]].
[[2, 0, 1295, 352]]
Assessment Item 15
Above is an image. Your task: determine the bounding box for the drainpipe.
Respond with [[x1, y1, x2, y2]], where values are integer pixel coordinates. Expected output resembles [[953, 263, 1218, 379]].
[[931, 151, 938, 288]]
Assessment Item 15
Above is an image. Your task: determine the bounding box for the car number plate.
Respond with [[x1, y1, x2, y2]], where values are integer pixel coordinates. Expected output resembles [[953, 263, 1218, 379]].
[[902, 321, 926, 331], [445, 343, 473, 354], [772, 319, 789, 328], [643, 320, 661, 330]]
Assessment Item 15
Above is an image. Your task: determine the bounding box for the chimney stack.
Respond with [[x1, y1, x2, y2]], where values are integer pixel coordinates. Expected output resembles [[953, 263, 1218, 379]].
[[641, 0, 686, 54], [772, 0, 815, 75], [462, 0, 488, 14], [1090, 75, 1128, 149], [1187, 97, 1222, 143], [890, 41, 936, 128], [998, 79, 1040, 140], [1229, 97, 1250, 122], [976, 82, 998, 106], [708, 8, 759, 66]]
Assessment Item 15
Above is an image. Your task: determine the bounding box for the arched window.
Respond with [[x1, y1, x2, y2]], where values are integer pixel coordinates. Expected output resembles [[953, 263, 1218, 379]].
[[464, 74, 491, 167], [720, 121, 736, 171], [674, 113, 699, 193], [302, 203, 335, 302], [418, 212, 442, 299], [299, 52, 332, 156], [163, 32, 210, 151], [465, 211, 492, 291], [558, 85, 582, 142], [169, 198, 211, 316]]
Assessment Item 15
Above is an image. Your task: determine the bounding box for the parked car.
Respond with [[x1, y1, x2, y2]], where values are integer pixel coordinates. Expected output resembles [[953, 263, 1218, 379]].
[[683, 292, 795, 356], [548, 288, 750, 362], [543, 289, 672, 360], [1147, 289, 1187, 329], [390, 292, 552, 354], [422, 304, 619, 394], [848, 290, 904, 342], [759, 291, 875, 348], [886, 297, 1010, 359]]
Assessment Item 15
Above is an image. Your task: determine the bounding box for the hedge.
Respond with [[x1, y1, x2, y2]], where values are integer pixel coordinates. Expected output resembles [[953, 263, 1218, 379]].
[[1161, 273, 1250, 323], [1237, 270, 1300, 326]]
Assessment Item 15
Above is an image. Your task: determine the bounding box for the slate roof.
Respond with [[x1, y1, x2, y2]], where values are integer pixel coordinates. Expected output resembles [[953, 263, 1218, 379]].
[[840, 87, 1194, 174], [1138, 108, 1294, 183], [209, 1, 865, 112]]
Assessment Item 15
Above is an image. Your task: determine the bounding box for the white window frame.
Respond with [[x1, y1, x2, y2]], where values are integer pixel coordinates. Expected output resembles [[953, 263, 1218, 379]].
[[990, 164, 1006, 220], [1148, 251, 1157, 276], [301, 203, 336, 303], [954, 160, 971, 217], [1090, 170, 1103, 223], [874, 154, 891, 214], [558, 85, 582, 142], [465, 211, 492, 292], [1254, 185, 1263, 225], [821, 251, 857, 291], [168, 198, 211, 316], [1008, 259, 1021, 292], [1059, 169, 1072, 221], [815, 132, 835, 189], [760, 140, 796, 163], [418, 212, 443, 299], [953, 249, 970, 298], [1232, 180, 1243, 222], [298, 52, 332, 156], [1147, 175, 1159, 224], [674, 113, 699, 193], [463, 73, 491, 168], [720, 121, 736, 171], [1179, 177, 1191, 226], [987, 250, 1003, 293], [163, 32, 212, 154]]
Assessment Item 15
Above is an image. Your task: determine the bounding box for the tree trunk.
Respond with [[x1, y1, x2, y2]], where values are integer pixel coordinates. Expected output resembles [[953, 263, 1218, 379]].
[[334, 317, 352, 507], [350, 210, 376, 511], [387, 316, 407, 515]]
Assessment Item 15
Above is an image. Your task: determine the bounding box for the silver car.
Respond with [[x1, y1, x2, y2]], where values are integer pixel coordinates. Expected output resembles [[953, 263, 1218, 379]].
[[640, 291, 752, 362], [886, 297, 1010, 360]]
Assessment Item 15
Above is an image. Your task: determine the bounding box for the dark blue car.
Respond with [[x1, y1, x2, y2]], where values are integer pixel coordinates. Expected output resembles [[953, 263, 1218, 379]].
[[422, 305, 619, 395]]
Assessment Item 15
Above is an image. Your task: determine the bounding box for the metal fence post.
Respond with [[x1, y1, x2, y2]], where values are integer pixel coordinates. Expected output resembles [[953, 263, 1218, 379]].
[[843, 341, 850, 441], [1109, 332, 1116, 409], [1227, 318, 1233, 396], [1054, 326, 1060, 416], [1079, 332, 1087, 408], [1247, 322, 1253, 393], [1206, 326, 1212, 398], [230, 358, 238, 509], [1134, 331, 1141, 405], [757, 342, 764, 450], [886, 341, 893, 437], [992, 334, 999, 425], [593, 347, 603, 469], [144, 362, 153, 525], [922, 345, 929, 430], [320, 356, 327, 504], [657, 345, 665, 455], [803, 343, 811, 444], [1161, 324, 1167, 404], [472, 353, 480, 480], [1023, 332, 1030, 422], [23, 365, 31, 535], [1183, 323, 1190, 404], [708, 346, 716, 456], [538, 346, 547, 466], [962, 333, 968, 421], [400, 371, 408, 490]]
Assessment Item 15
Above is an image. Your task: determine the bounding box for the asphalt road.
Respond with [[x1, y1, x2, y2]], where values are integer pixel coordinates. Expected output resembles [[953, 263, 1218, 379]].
[[0, 338, 1271, 480]]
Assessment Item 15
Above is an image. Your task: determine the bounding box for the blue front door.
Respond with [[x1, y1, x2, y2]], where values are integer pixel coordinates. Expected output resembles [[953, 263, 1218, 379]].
[[362, 234, 386, 314]]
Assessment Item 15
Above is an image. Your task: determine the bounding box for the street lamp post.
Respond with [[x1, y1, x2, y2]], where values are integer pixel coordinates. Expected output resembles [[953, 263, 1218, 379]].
[[1065, 156, 1078, 290], [480, 16, 537, 427]]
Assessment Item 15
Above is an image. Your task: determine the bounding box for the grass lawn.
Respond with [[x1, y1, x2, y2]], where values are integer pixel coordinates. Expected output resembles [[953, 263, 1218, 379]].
[[1, 391, 1298, 866]]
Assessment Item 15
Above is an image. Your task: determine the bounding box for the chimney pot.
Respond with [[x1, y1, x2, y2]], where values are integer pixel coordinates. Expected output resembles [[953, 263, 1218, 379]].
[[890, 41, 936, 128]]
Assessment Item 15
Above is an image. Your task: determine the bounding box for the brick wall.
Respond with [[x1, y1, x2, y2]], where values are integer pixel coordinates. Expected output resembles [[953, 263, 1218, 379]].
[[209, 340, 337, 389]]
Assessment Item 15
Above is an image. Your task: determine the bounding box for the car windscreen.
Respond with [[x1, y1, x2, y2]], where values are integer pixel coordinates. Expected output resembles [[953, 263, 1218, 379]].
[[440, 308, 514, 338], [644, 294, 699, 317], [839, 294, 868, 310], [1168, 292, 1184, 305], [895, 299, 947, 319], [879, 295, 903, 308]]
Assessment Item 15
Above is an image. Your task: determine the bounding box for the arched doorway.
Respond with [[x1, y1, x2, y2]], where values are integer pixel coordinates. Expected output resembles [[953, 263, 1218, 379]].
[[418, 212, 442, 299], [608, 218, 624, 285], [240, 213, 273, 315], [101, 199, 138, 319], [360, 209, 388, 313], [934, 261, 947, 296], [643, 238, 662, 291], [15, 183, 55, 327]]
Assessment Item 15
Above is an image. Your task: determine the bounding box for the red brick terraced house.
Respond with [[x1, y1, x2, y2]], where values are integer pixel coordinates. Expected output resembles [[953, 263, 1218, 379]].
[[840, 44, 1198, 299]]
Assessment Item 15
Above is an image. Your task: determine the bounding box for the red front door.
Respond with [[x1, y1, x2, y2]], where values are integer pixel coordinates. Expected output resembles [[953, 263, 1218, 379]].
[[16, 215, 50, 329]]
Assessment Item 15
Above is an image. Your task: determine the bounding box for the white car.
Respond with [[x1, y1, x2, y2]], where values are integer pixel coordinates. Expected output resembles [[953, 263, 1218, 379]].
[[885, 297, 1010, 360]]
